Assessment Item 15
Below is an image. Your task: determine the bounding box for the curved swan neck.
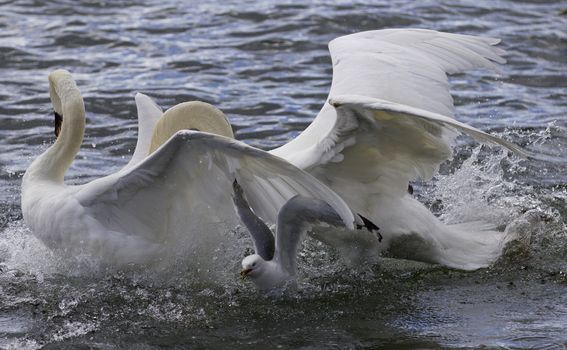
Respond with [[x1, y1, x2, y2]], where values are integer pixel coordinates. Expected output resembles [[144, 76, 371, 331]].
[[27, 70, 85, 183]]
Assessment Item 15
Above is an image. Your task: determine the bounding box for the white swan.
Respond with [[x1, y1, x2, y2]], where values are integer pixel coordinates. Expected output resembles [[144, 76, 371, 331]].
[[232, 180, 348, 290], [269, 29, 530, 270], [21, 70, 361, 267], [134, 29, 528, 270]]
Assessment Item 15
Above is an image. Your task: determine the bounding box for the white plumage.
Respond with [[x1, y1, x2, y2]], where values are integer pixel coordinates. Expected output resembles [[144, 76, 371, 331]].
[[269, 29, 523, 269]]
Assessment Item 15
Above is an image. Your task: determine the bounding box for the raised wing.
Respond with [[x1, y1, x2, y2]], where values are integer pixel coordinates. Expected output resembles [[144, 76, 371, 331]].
[[270, 28, 508, 168], [334, 94, 526, 186], [75, 130, 356, 263], [327, 28, 505, 117], [123, 93, 163, 169], [297, 94, 528, 207]]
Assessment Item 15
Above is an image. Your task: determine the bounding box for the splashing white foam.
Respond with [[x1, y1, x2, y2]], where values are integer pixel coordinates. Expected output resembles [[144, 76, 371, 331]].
[[0, 221, 69, 278], [431, 147, 524, 227], [429, 139, 566, 269], [0, 217, 255, 288], [51, 320, 99, 342], [0, 338, 41, 350]]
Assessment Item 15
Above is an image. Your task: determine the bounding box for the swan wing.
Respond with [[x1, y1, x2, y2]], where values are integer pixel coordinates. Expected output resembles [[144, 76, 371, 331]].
[[326, 28, 505, 117], [270, 28, 507, 166], [74, 130, 356, 256], [293, 94, 527, 205], [269, 28, 528, 199], [123, 93, 163, 169]]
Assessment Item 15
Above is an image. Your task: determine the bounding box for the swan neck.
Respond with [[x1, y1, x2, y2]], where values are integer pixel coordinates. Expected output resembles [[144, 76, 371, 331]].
[[28, 78, 85, 183]]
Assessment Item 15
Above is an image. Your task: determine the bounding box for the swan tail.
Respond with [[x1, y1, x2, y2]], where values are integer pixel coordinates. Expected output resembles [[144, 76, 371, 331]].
[[365, 195, 514, 270], [434, 221, 512, 270], [386, 218, 513, 270]]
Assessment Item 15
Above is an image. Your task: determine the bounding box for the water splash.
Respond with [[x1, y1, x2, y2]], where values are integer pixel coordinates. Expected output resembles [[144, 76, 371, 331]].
[[430, 138, 567, 275], [0, 221, 68, 279]]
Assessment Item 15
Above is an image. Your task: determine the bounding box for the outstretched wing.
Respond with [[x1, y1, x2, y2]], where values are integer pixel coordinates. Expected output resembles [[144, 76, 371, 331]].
[[270, 28, 510, 170], [123, 93, 163, 169], [325, 28, 506, 117], [74, 131, 356, 264], [327, 95, 527, 198], [269, 29, 526, 202]]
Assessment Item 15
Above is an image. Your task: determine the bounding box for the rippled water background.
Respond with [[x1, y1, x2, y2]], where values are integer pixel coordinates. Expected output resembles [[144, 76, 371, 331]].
[[0, 0, 566, 348]]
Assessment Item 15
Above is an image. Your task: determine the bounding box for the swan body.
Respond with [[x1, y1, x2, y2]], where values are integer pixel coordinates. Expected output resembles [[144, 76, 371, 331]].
[[233, 180, 348, 290], [21, 70, 359, 267], [268, 29, 526, 269]]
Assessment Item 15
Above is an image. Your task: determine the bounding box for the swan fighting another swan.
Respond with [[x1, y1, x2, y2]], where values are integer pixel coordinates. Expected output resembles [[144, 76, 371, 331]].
[[22, 28, 528, 284]]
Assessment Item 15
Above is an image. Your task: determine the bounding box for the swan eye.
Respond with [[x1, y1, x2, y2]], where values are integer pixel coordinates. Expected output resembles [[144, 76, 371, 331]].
[[252, 262, 257, 267]]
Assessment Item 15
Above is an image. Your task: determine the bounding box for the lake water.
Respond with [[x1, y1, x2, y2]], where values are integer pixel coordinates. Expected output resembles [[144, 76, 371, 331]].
[[0, 0, 566, 349]]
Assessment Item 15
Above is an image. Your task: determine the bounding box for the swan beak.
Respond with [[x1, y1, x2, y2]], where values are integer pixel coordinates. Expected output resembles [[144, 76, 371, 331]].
[[54, 111, 62, 138], [240, 268, 252, 279]]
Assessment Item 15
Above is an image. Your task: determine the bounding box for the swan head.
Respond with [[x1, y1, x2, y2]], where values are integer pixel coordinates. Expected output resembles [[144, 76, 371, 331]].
[[48, 70, 68, 138], [240, 254, 293, 290], [48, 70, 67, 116], [149, 101, 234, 153], [48, 69, 82, 138]]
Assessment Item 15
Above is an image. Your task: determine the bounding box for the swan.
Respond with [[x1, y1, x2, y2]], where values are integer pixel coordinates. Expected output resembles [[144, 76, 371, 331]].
[[135, 29, 529, 270], [21, 70, 363, 267], [269, 29, 530, 269], [232, 180, 349, 290]]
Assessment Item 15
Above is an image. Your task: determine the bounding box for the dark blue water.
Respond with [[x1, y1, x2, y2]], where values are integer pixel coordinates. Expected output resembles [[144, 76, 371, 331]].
[[0, 1, 566, 349]]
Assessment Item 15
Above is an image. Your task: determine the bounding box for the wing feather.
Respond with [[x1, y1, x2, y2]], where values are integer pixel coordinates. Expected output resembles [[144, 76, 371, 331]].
[[123, 93, 163, 169], [271, 29, 509, 166], [295, 95, 530, 220], [327, 28, 506, 116], [266, 29, 524, 268], [74, 131, 356, 263]]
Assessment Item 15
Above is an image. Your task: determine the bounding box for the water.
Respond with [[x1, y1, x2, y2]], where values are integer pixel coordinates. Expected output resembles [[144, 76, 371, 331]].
[[1, 0, 566, 348]]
